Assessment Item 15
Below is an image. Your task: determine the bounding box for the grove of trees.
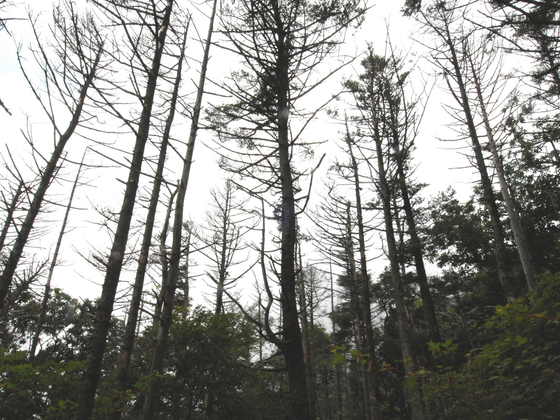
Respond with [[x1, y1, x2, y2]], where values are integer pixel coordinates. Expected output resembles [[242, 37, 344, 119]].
[[1, 0, 559, 419]]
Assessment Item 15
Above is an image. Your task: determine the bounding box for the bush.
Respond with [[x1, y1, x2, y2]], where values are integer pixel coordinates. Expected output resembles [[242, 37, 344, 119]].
[[416, 272, 560, 419]]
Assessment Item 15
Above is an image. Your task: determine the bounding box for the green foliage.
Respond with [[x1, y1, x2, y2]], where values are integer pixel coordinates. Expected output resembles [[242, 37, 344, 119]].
[[424, 188, 494, 272], [330, 345, 369, 366], [0, 289, 125, 418], [490, 0, 560, 97], [126, 308, 271, 420], [308, 0, 366, 26], [331, 345, 347, 366], [415, 272, 560, 419], [427, 337, 458, 354], [0, 349, 84, 420]]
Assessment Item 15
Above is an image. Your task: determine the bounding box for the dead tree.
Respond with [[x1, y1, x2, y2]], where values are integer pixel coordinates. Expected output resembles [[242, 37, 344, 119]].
[[311, 179, 377, 420], [139, 0, 217, 417], [416, 0, 518, 299], [30, 152, 86, 360], [0, 2, 103, 312], [197, 179, 254, 316], [109, 21, 190, 420], [73, 1, 175, 418], [463, 34, 537, 290], [341, 119, 381, 420]]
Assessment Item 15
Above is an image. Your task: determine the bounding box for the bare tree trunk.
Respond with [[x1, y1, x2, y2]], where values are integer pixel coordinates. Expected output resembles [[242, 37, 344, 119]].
[[344, 201, 370, 420], [214, 205, 228, 316], [329, 256, 343, 420], [388, 126, 441, 346], [0, 48, 101, 312], [73, 3, 174, 418], [467, 50, 537, 291], [109, 27, 188, 420], [421, 8, 516, 299], [182, 224, 192, 318], [140, 1, 216, 417], [0, 181, 23, 254], [370, 107, 424, 420], [30, 153, 85, 360], [297, 244, 317, 420], [154, 184, 178, 326], [445, 39, 514, 299], [209, 186, 235, 319], [345, 124, 380, 420], [396, 156, 441, 343], [385, 44, 441, 346]]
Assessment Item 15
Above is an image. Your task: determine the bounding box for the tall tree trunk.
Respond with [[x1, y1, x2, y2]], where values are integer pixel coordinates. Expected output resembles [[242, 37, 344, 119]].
[[273, 3, 310, 418], [30, 153, 84, 360], [297, 244, 317, 420], [329, 256, 343, 420], [396, 158, 441, 344], [467, 51, 537, 291], [140, 1, 216, 417], [387, 110, 440, 344], [277, 86, 310, 420], [345, 124, 380, 420], [438, 16, 516, 299], [0, 49, 101, 312], [385, 59, 441, 341], [370, 99, 424, 420], [345, 201, 370, 420], [182, 225, 192, 318], [154, 184, 178, 326], [214, 185, 232, 317], [109, 27, 187, 420], [73, 3, 173, 418]]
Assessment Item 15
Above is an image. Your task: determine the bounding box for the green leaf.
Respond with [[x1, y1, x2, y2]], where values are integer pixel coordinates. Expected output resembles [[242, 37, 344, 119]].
[[515, 335, 528, 345], [331, 352, 345, 366], [427, 341, 440, 352]]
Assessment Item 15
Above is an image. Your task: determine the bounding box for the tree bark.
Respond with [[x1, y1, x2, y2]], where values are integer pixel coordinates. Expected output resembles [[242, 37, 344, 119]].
[[329, 257, 344, 420], [467, 49, 537, 291], [370, 92, 424, 420], [140, 1, 216, 417], [345, 124, 380, 420], [427, 11, 516, 299], [344, 201, 370, 420], [396, 156, 441, 344], [73, 2, 173, 418], [297, 245, 318, 420], [154, 184, 178, 326], [30, 153, 85, 360], [109, 26, 187, 420], [0, 48, 101, 312]]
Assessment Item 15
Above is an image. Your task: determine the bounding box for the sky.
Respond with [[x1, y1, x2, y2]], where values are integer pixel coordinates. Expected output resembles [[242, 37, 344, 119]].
[[0, 0, 480, 312]]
